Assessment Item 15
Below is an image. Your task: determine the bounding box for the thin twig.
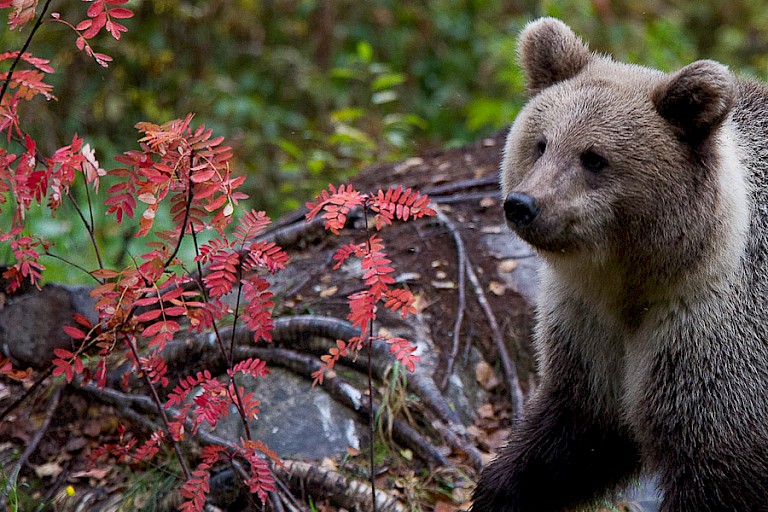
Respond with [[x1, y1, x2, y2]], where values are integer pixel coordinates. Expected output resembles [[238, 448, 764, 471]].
[[124, 335, 193, 480], [464, 253, 524, 419], [433, 206, 467, 391], [43, 249, 102, 283], [432, 191, 495, 204], [162, 152, 195, 269], [0, 0, 54, 106], [0, 384, 62, 509], [65, 191, 105, 271], [423, 175, 498, 196]]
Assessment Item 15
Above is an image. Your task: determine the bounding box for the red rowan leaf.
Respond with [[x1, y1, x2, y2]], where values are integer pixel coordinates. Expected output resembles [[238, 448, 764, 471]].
[[233, 210, 272, 245], [62, 325, 86, 340], [383, 288, 417, 317], [386, 337, 421, 372], [109, 7, 133, 18], [72, 313, 93, 328], [91, 268, 120, 279], [0, 357, 30, 380], [305, 184, 365, 234], [53, 347, 74, 359], [4, 0, 36, 30], [333, 242, 365, 270], [231, 358, 269, 379], [87, 2, 103, 17], [135, 309, 162, 322]]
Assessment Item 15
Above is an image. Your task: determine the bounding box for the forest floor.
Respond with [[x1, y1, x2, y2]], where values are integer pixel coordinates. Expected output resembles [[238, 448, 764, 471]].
[[0, 132, 646, 511]]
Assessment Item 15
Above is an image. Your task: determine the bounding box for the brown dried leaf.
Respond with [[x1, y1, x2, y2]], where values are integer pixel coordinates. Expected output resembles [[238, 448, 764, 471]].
[[488, 281, 505, 296], [34, 461, 63, 478], [476, 403, 495, 419], [475, 361, 500, 390], [497, 259, 518, 273], [319, 285, 338, 298]]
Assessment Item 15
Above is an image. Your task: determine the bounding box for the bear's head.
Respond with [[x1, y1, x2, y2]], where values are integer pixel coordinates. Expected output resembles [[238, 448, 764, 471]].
[[502, 18, 746, 293]]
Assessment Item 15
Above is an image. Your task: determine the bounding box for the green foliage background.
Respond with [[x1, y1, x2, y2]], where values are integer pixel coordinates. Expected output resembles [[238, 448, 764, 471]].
[[2, 0, 768, 281]]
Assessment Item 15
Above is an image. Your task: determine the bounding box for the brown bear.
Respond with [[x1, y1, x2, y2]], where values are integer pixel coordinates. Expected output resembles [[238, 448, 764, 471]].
[[472, 17, 768, 512]]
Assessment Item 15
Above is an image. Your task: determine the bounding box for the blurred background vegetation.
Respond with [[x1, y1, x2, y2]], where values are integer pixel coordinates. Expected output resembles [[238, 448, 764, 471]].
[[2, 0, 768, 282]]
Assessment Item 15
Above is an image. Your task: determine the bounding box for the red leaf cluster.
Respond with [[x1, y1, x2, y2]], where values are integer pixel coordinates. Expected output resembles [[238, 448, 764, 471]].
[[306, 184, 436, 383], [109, 115, 246, 238]]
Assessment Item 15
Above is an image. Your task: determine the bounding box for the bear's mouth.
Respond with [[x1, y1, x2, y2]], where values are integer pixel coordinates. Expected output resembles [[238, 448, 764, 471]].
[[509, 220, 578, 255]]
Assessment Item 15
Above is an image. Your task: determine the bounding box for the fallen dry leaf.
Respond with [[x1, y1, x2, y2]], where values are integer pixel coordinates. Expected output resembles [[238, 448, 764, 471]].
[[319, 285, 338, 298], [485, 428, 512, 451], [479, 197, 497, 208], [34, 461, 63, 478], [70, 467, 111, 480], [488, 281, 505, 296], [475, 361, 500, 390], [476, 403, 495, 419], [435, 500, 459, 512], [497, 259, 518, 273]]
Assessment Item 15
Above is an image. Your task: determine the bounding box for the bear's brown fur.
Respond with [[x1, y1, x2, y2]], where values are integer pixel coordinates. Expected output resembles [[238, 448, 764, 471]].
[[472, 18, 768, 512]]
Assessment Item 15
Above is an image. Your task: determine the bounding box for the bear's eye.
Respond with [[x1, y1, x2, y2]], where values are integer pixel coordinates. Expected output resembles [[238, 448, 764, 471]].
[[535, 140, 546, 157], [580, 149, 608, 172]]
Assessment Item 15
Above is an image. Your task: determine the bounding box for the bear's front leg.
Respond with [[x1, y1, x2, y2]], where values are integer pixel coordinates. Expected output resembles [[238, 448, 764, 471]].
[[472, 381, 641, 512]]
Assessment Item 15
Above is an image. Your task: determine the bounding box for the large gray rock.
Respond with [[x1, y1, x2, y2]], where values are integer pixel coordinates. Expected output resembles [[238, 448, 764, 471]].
[[210, 367, 363, 459], [0, 284, 97, 368]]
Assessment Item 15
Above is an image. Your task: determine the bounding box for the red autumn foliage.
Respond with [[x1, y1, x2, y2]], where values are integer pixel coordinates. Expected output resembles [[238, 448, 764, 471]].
[[306, 184, 436, 384], [1, 3, 436, 509]]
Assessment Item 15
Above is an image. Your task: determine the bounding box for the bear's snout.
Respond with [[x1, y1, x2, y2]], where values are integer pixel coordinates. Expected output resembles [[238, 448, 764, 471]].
[[504, 192, 540, 228]]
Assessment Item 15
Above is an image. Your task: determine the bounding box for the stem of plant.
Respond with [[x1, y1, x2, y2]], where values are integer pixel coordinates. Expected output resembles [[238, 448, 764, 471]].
[[363, 203, 378, 512], [367, 328, 377, 512], [125, 334, 193, 480], [190, 227, 254, 442], [0, 0, 53, 105]]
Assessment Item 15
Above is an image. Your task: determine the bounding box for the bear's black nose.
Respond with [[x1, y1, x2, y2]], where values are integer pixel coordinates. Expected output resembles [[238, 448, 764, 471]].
[[504, 192, 540, 227]]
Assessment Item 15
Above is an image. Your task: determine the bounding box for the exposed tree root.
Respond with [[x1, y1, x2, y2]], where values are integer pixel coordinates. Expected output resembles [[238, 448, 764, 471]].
[[83, 383, 411, 512], [432, 206, 468, 393], [279, 459, 407, 512], [269, 315, 464, 428], [239, 346, 452, 469], [433, 205, 524, 420]]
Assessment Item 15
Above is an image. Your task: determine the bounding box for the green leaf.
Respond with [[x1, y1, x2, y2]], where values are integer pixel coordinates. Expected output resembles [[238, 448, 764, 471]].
[[371, 72, 406, 91], [331, 107, 365, 123], [356, 40, 373, 63]]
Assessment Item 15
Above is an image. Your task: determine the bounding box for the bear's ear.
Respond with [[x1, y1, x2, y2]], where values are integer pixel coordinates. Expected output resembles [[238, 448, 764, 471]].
[[517, 17, 590, 95], [652, 60, 735, 142]]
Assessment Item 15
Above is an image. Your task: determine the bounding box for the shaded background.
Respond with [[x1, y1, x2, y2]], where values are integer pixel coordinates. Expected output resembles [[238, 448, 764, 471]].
[[2, 0, 767, 281]]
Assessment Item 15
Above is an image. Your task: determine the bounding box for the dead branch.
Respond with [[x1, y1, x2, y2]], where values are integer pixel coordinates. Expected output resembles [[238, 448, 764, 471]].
[[280, 460, 407, 512], [147, 316, 465, 431], [423, 175, 497, 196], [430, 419, 483, 471], [465, 252, 524, 420], [433, 206, 467, 392], [432, 206, 524, 419]]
